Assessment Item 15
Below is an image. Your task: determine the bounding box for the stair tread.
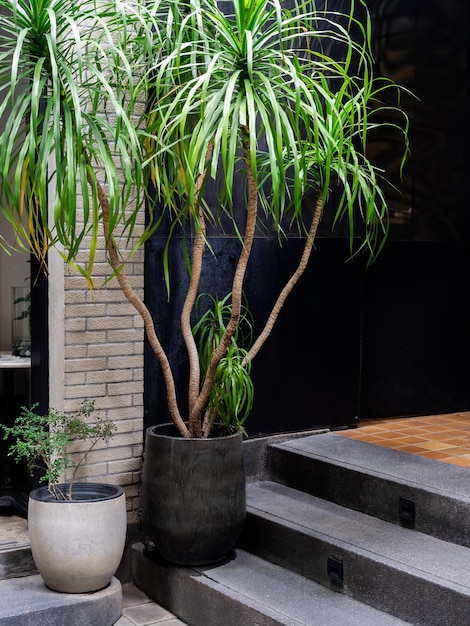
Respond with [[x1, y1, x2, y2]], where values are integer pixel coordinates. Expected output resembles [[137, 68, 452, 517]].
[[247, 480, 470, 591], [0, 517, 35, 581], [273, 433, 470, 500], [133, 432, 470, 626], [134, 543, 410, 625], [0, 575, 121, 624], [199, 549, 411, 625], [0, 516, 29, 552]]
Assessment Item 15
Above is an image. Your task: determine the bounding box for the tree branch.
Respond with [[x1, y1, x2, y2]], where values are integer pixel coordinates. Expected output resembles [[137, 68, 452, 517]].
[[190, 127, 258, 437], [94, 177, 190, 438], [245, 194, 324, 363], [180, 143, 214, 437]]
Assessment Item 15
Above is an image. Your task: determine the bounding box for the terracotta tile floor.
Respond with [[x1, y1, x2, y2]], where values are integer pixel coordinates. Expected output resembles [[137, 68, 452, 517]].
[[335, 412, 470, 467]]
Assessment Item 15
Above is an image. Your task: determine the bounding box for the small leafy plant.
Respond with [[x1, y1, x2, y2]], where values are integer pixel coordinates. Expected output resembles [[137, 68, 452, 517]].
[[1, 400, 116, 500], [12, 283, 31, 356], [193, 294, 254, 436], [13, 291, 31, 322]]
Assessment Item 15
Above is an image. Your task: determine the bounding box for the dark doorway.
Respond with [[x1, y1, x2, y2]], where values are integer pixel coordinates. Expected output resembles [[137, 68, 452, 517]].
[[361, 0, 470, 418], [0, 256, 48, 516]]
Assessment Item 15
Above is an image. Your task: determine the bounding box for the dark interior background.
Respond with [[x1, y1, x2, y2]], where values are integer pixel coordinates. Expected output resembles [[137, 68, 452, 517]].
[[361, 0, 469, 420]]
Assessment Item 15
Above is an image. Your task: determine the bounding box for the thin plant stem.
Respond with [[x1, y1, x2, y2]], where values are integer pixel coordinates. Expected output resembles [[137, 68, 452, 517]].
[[245, 194, 324, 363], [95, 176, 191, 438]]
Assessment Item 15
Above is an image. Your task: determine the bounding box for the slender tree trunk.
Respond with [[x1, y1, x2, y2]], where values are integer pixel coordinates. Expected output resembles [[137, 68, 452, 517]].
[[245, 195, 324, 363], [190, 128, 259, 437], [180, 207, 206, 437], [95, 177, 190, 438], [180, 144, 214, 438]]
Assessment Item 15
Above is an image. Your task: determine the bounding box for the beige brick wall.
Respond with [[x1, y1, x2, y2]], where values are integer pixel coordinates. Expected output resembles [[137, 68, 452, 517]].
[[45, 38, 148, 521], [50, 210, 146, 524]]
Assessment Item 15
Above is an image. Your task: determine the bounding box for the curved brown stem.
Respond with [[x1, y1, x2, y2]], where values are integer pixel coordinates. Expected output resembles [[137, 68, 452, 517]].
[[180, 143, 214, 437], [190, 128, 258, 437], [245, 194, 324, 363], [95, 177, 190, 438]]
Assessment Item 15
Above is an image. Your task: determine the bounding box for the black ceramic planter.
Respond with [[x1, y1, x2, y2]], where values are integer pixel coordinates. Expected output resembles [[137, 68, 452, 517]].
[[141, 424, 246, 565]]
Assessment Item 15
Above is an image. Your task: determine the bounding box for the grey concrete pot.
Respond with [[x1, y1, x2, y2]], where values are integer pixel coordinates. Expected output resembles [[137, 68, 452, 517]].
[[28, 483, 126, 593], [141, 424, 246, 565]]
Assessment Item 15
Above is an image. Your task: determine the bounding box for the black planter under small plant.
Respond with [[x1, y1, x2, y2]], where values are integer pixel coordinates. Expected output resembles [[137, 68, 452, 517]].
[[142, 423, 246, 565], [141, 295, 250, 565], [1, 401, 126, 593]]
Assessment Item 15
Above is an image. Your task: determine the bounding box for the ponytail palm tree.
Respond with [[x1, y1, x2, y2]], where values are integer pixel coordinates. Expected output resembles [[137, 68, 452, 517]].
[[0, 0, 409, 438]]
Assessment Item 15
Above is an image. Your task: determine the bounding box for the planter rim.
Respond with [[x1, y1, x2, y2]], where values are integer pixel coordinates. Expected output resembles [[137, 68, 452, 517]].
[[147, 422, 243, 441], [29, 482, 124, 503]]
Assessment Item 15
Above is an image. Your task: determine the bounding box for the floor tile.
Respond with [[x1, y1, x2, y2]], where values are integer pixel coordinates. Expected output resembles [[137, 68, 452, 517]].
[[412, 441, 455, 451], [121, 582, 153, 608], [122, 601, 177, 625], [416, 450, 455, 460], [114, 617, 134, 626], [335, 412, 470, 467], [430, 433, 466, 442], [391, 436, 429, 444], [397, 443, 430, 454], [0, 515, 29, 549], [352, 434, 386, 442], [445, 456, 470, 467], [372, 430, 403, 440], [442, 446, 470, 456]]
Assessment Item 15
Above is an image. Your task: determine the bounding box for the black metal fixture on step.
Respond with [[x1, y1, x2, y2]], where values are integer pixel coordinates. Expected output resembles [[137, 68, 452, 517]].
[[399, 497, 416, 526], [327, 557, 344, 585]]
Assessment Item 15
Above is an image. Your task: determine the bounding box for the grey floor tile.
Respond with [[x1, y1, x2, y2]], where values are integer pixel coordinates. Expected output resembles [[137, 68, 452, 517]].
[[113, 616, 134, 626], [122, 602, 176, 625], [146, 617, 186, 626], [121, 582, 153, 607]]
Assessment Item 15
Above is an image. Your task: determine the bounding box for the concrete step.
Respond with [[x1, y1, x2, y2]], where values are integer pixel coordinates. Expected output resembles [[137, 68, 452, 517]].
[[240, 480, 470, 626], [0, 544, 35, 582], [131, 542, 411, 626], [0, 516, 35, 580], [264, 432, 470, 546], [1, 517, 122, 626], [0, 575, 122, 626], [130, 431, 470, 625]]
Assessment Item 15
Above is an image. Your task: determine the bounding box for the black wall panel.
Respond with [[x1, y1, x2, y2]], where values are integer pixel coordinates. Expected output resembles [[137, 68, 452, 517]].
[[144, 236, 364, 435]]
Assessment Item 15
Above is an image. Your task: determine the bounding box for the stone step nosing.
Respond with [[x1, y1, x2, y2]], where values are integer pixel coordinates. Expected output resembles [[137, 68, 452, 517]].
[[131, 542, 411, 626], [0, 546, 36, 581], [246, 481, 470, 582], [242, 481, 470, 626], [271, 434, 470, 499], [0, 575, 122, 626], [265, 434, 470, 546]]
